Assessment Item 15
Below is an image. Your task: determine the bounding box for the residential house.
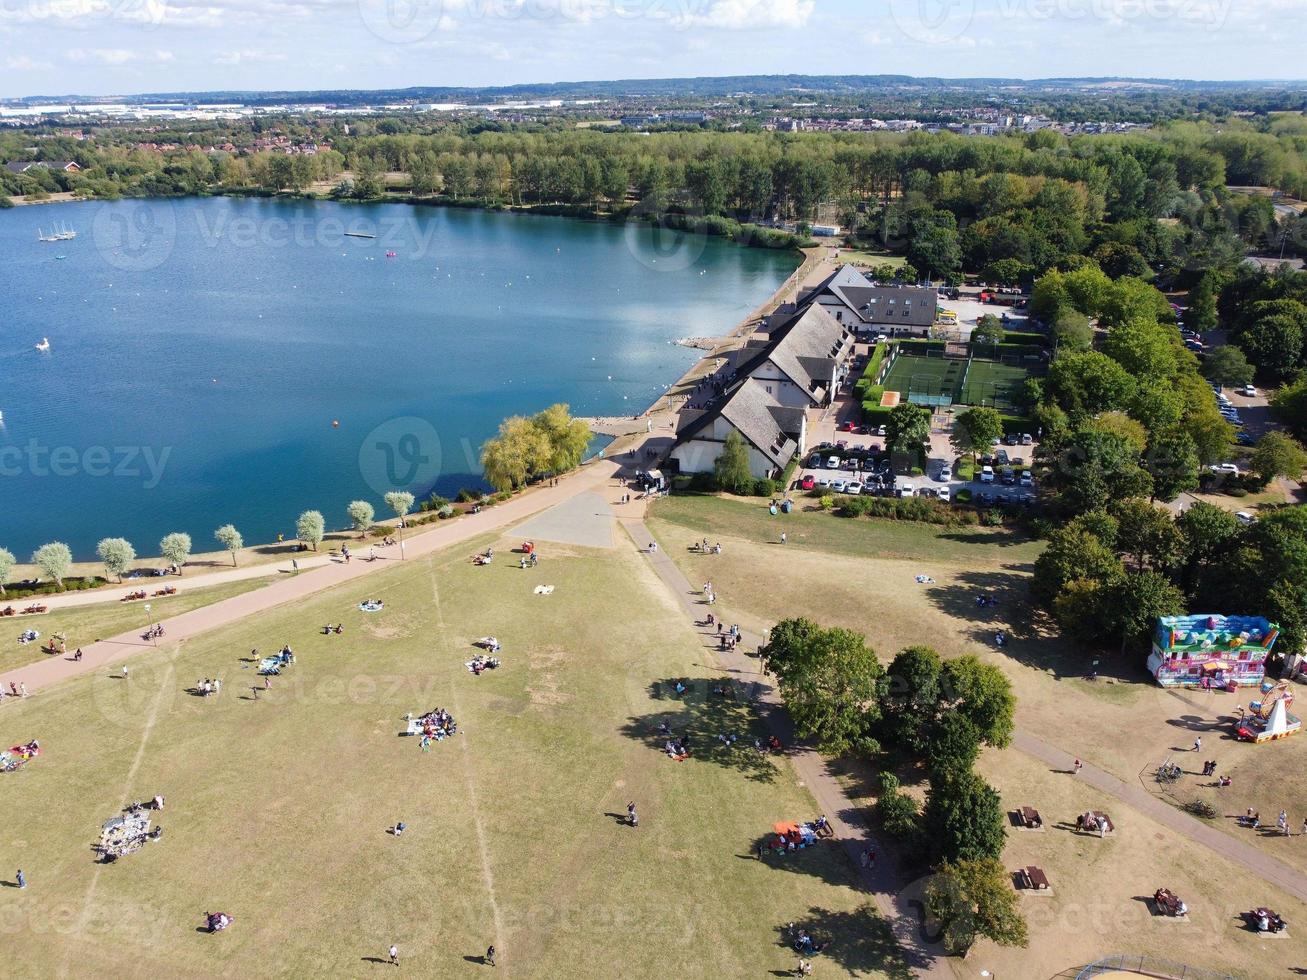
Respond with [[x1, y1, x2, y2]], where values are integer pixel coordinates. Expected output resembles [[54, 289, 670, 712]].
[[733, 304, 853, 409], [4, 160, 81, 174]]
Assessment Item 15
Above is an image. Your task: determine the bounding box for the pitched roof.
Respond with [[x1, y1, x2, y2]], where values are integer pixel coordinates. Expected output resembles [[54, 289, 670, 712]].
[[732, 303, 850, 403], [675, 380, 801, 468], [801, 264, 937, 327]]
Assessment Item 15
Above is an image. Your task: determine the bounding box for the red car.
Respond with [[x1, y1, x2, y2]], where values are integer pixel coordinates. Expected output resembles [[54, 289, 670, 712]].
[[801, 476, 816, 491], [839, 420, 856, 432]]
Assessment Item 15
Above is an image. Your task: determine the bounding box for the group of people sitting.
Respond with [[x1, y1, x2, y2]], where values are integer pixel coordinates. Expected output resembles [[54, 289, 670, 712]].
[[467, 655, 501, 675], [518, 553, 540, 569], [472, 548, 495, 566], [415, 708, 457, 749], [194, 678, 222, 697], [1253, 907, 1288, 933], [692, 539, 723, 554], [974, 593, 999, 608], [322, 623, 345, 634], [18, 629, 39, 645], [1239, 809, 1262, 829], [359, 599, 384, 612]]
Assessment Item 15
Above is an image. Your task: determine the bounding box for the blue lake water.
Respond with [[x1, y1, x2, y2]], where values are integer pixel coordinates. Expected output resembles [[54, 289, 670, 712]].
[[0, 197, 796, 559]]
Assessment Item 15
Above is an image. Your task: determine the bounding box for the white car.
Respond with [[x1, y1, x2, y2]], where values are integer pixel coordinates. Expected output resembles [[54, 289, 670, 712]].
[[1242, 385, 1257, 397], [1236, 511, 1257, 525], [1208, 463, 1240, 476], [937, 486, 951, 503], [845, 482, 863, 496], [831, 480, 847, 494], [1019, 470, 1033, 487], [979, 465, 996, 484], [827, 456, 841, 469], [898, 483, 914, 498]]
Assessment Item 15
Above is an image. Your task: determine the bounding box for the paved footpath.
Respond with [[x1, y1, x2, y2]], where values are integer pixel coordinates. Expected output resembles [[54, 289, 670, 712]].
[[1013, 732, 1307, 904], [619, 515, 948, 978], [0, 459, 621, 696]]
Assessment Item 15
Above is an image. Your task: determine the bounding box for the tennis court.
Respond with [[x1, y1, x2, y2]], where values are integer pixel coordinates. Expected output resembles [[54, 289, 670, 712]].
[[882, 352, 1036, 411]]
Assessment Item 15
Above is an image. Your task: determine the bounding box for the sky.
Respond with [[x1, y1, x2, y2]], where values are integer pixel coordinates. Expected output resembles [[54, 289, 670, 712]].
[[1, 0, 1305, 98]]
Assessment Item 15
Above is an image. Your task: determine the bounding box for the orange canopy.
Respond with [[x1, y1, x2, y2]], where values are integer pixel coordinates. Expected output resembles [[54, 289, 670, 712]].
[[773, 821, 802, 837]]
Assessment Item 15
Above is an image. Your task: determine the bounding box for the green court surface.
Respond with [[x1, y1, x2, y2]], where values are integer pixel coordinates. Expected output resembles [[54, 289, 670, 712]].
[[882, 352, 1034, 411]]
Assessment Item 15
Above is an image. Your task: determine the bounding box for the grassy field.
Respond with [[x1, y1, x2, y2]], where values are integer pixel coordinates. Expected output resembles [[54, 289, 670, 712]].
[[0, 527, 902, 978], [652, 493, 1045, 566], [2, 578, 272, 673], [646, 493, 1307, 976]]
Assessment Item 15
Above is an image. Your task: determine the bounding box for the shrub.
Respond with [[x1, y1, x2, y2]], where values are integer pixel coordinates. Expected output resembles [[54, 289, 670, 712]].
[[456, 487, 483, 503], [494, 491, 512, 502], [981, 509, 1005, 526], [752, 478, 777, 497]]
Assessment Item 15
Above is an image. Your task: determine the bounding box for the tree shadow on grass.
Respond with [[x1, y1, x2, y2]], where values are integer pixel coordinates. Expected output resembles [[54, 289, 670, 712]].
[[776, 906, 914, 980], [620, 679, 780, 783], [935, 528, 1038, 550]]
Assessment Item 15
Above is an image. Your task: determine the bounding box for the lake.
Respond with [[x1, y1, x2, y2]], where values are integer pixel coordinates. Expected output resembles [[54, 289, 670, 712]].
[[0, 197, 797, 559]]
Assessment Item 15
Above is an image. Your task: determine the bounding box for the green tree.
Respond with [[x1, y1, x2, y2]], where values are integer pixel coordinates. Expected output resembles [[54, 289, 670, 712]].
[[481, 415, 551, 492], [1046, 351, 1137, 416], [347, 500, 375, 537], [713, 430, 754, 494], [1110, 569, 1187, 650], [1251, 431, 1307, 486], [1033, 525, 1125, 605], [1102, 317, 1177, 380], [925, 713, 982, 780], [32, 542, 73, 590], [971, 315, 1006, 346], [940, 655, 1015, 749], [950, 407, 1004, 467], [887, 403, 931, 456], [96, 537, 135, 583], [1110, 499, 1183, 570], [159, 532, 192, 573], [384, 491, 416, 560], [1187, 273, 1220, 335], [532, 403, 592, 474], [880, 645, 944, 754], [925, 858, 1029, 955], [214, 524, 243, 566], [1271, 375, 1307, 441], [762, 618, 884, 756], [1051, 310, 1093, 352], [1144, 431, 1201, 503], [0, 547, 14, 595], [874, 772, 921, 841], [296, 511, 325, 551], [923, 770, 1007, 863], [1242, 314, 1305, 379], [1202, 345, 1255, 388]]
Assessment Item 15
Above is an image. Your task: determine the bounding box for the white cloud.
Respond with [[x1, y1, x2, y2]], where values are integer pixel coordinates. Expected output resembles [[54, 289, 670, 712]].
[[681, 0, 815, 29], [212, 49, 290, 65], [67, 47, 138, 64], [5, 55, 55, 70]]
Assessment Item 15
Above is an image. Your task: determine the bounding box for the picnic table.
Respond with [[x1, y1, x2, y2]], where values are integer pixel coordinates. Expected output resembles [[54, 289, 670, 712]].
[[1019, 806, 1042, 828], [1017, 866, 1050, 890]]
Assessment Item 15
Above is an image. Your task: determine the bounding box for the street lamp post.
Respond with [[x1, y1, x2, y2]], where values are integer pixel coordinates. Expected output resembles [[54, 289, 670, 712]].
[[143, 603, 154, 645]]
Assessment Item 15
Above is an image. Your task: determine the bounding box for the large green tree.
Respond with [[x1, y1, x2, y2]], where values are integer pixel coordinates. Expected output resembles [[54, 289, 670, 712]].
[[950, 407, 1004, 466], [762, 618, 884, 756], [923, 770, 1007, 863], [713, 430, 754, 494], [925, 858, 1029, 956], [96, 537, 136, 583], [32, 542, 73, 590]]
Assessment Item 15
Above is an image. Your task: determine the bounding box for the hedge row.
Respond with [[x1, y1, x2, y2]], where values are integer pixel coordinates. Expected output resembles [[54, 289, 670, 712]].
[[835, 494, 980, 526], [853, 342, 890, 400]]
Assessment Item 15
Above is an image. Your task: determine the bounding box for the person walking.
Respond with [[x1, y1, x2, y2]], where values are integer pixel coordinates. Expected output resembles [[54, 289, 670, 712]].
[[120, 666, 128, 681], [627, 801, 638, 828], [263, 675, 271, 691], [1193, 736, 1202, 753], [291, 558, 299, 575], [388, 944, 399, 967], [16, 869, 26, 889], [19, 681, 28, 698], [1073, 758, 1082, 774], [780, 532, 787, 546], [74, 648, 83, 661], [486, 945, 496, 967]]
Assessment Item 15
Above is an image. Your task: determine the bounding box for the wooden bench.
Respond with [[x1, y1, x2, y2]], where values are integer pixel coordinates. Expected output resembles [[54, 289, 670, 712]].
[[1017, 866, 1051, 891]]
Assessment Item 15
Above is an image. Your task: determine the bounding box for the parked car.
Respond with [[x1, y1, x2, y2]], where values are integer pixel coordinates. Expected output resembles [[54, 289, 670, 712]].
[[980, 465, 996, 484], [1208, 463, 1240, 476], [898, 483, 914, 498], [807, 454, 823, 468], [1020, 433, 1033, 446], [876, 425, 887, 437], [827, 456, 841, 469], [1020, 470, 1033, 487], [934, 467, 949, 483], [831, 480, 847, 493], [801, 475, 816, 491], [845, 482, 863, 496], [995, 449, 1010, 465], [1001, 469, 1016, 485], [1242, 384, 1258, 397], [1236, 511, 1257, 525], [937, 486, 951, 503], [1236, 432, 1256, 446]]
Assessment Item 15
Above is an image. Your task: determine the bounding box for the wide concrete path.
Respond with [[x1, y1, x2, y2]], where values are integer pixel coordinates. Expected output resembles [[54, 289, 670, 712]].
[[1, 460, 620, 696], [620, 515, 947, 978]]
